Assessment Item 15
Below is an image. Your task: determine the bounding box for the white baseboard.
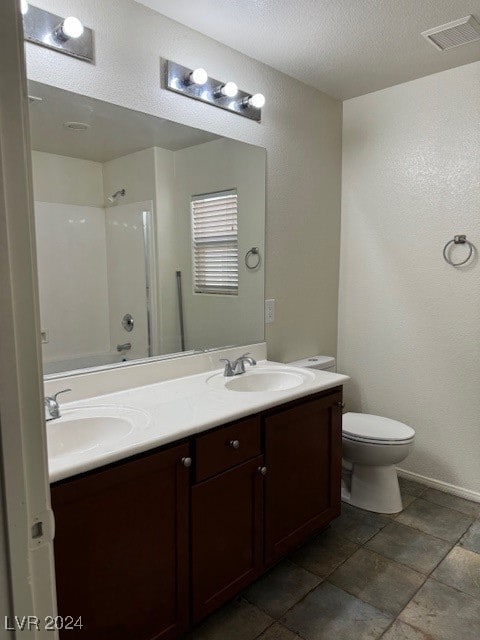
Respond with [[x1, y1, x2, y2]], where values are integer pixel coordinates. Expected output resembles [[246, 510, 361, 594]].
[[397, 468, 480, 504]]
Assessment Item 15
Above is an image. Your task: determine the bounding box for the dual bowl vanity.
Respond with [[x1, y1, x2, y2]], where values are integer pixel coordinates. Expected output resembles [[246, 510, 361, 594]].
[[47, 358, 348, 639]]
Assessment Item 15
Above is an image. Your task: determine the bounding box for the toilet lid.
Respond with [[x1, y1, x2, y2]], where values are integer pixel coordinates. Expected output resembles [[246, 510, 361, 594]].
[[343, 412, 415, 444]]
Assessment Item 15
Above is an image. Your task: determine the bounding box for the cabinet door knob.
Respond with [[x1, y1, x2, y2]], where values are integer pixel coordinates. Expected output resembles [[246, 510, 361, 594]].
[[181, 457, 192, 468], [229, 439, 240, 449], [337, 402, 345, 409], [258, 466, 267, 476]]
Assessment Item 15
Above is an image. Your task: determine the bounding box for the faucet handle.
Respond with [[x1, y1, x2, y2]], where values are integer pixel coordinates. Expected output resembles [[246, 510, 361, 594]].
[[52, 388, 72, 402], [219, 358, 234, 377], [44, 389, 71, 421]]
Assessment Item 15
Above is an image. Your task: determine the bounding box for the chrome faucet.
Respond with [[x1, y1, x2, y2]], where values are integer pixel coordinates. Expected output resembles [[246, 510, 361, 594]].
[[44, 389, 71, 421], [220, 353, 257, 377]]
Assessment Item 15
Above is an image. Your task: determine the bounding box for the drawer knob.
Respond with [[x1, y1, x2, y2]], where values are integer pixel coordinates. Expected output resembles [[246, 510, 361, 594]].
[[229, 439, 240, 449], [181, 457, 192, 468], [337, 402, 345, 409], [258, 466, 267, 476]]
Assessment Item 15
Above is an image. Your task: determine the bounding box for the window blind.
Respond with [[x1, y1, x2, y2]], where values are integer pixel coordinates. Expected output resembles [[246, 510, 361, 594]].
[[191, 190, 239, 295]]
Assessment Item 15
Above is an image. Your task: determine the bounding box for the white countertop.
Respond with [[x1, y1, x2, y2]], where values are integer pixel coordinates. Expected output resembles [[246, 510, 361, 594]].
[[48, 360, 349, 483]]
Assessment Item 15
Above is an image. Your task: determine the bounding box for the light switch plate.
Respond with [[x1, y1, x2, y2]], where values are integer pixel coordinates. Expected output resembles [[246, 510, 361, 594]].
[[265, 299, 275, 324]]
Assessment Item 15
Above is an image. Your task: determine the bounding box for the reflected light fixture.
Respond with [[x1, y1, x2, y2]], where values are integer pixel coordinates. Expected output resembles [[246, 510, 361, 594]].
[[165, 59, 265, 122], [22, 4, 94, 63]]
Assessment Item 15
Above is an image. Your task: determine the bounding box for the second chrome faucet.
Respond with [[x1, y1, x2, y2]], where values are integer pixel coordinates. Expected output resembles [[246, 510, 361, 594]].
[[220, 353, 257, 377]]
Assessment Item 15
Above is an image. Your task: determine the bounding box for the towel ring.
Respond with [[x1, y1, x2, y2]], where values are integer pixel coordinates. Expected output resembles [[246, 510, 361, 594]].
[[443, 235, 474, 267], [245, 247, 261, 270]]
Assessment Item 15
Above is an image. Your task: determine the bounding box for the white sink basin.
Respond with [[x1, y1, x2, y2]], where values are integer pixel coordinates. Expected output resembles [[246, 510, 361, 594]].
[[47, 405, 150, 459], [207, 366, 315, 392]]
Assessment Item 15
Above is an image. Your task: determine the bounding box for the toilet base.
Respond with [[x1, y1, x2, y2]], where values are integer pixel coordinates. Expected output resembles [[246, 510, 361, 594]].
[[342, 463, 403, 514]]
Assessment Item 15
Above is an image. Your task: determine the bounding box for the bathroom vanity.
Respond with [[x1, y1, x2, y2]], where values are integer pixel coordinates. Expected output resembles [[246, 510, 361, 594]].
[[49, 368, 344, 640]]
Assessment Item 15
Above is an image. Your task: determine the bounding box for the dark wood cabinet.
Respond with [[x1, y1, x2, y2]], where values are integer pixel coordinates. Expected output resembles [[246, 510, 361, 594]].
[[51, 387, 342, 639], [51, 443, 190, 640], [264, 392, 343, 565], [191, 455, 264, 622], [194, 416, 261, 483]]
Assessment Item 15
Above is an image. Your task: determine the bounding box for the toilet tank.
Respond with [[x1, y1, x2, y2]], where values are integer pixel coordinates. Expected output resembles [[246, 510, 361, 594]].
[[287, 355, 336, 372]]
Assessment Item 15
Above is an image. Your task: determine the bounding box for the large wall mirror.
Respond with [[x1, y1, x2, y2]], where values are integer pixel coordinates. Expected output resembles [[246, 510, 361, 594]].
[[28, 81, 266, 377]]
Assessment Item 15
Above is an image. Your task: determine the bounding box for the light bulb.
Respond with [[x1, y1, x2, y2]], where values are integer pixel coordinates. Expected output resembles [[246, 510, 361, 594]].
[[20, 0, 28, 15], [59, 16, 84, 40], [220, 82, 238, 98], [248, 93, 266, 109], [189, 68, 208, 85]]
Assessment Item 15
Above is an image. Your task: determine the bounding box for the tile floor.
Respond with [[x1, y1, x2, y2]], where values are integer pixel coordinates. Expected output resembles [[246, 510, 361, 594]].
[[184, 478, 480, 640]]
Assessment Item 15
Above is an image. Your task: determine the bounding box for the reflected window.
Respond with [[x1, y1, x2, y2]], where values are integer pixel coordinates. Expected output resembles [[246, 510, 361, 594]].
[[191, 190, 238, 295]]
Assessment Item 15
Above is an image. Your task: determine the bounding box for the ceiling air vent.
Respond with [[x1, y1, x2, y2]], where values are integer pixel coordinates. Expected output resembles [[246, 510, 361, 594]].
[[422, 15, 480, 51]]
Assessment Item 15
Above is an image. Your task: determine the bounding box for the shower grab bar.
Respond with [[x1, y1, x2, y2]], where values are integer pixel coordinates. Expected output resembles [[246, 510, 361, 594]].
[[176, 270, 186, 351]]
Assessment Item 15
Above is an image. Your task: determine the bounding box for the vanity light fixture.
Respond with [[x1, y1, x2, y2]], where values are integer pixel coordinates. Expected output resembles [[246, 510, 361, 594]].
[[164, 59, 265, 122], [54, 16, 84, 42], [22, 4, 94, 63], [216, 82, 239, 98], [241, 93, 266, 109], [189, 68, 208, 85]]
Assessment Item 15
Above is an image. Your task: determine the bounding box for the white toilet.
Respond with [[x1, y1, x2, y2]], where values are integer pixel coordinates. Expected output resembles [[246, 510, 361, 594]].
[[288, 355, 415, 514]]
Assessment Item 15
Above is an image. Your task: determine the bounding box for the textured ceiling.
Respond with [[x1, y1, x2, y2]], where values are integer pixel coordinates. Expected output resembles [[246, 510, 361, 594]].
[[28, 81, 220, 162], [135, 0, 480, 99]]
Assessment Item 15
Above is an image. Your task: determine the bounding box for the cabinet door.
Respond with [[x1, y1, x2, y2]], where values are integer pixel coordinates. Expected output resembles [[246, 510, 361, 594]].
[[264, 392, 342, 565], [191, 456, 264, 623], [51, 443, 190, 640]]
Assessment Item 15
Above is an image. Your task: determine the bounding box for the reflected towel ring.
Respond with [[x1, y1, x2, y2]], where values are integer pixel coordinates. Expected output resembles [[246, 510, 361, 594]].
[[245, 247, 261, 270], [443, 235, 474, 267]]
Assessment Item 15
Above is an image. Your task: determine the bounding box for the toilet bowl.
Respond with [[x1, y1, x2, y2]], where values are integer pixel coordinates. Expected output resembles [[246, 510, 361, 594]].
[[342, 412, 415, 514], [288, 356, 415, 514]]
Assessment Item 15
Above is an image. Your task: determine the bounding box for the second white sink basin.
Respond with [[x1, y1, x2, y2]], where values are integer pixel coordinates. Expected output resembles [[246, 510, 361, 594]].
[[207, 366, 315, 392], [47, 405, 151, 460]]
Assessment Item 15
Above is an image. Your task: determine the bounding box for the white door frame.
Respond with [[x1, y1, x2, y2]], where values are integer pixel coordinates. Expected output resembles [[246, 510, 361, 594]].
[[0, 1, 57, 637]]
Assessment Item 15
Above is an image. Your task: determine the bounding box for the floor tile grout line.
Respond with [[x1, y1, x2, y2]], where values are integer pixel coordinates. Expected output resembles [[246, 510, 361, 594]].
[[379, 513, 473, 547], [251, 619, 276, 640], [368, 485, 480, 637], [249, 483, 478, 640], [275, 524, 385, 628], [411, 494, 480, 519], [364, 525, 461, 575], [393, 500, 475, 543], [246, 526, 363, 621], [376, 515, 479, 637], [307, 489, 465, 633], [248, 528, 365, 636], [427, 572, 480, 602]]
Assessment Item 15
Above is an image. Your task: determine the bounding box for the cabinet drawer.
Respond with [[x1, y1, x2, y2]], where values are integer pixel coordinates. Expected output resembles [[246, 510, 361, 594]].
[[195, 417, 261, 482]]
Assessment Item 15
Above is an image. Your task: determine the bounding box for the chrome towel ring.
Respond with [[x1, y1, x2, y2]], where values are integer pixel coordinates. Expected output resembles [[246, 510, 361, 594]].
[[245, 247, 261, 270], [443, 235, 475, 267]]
